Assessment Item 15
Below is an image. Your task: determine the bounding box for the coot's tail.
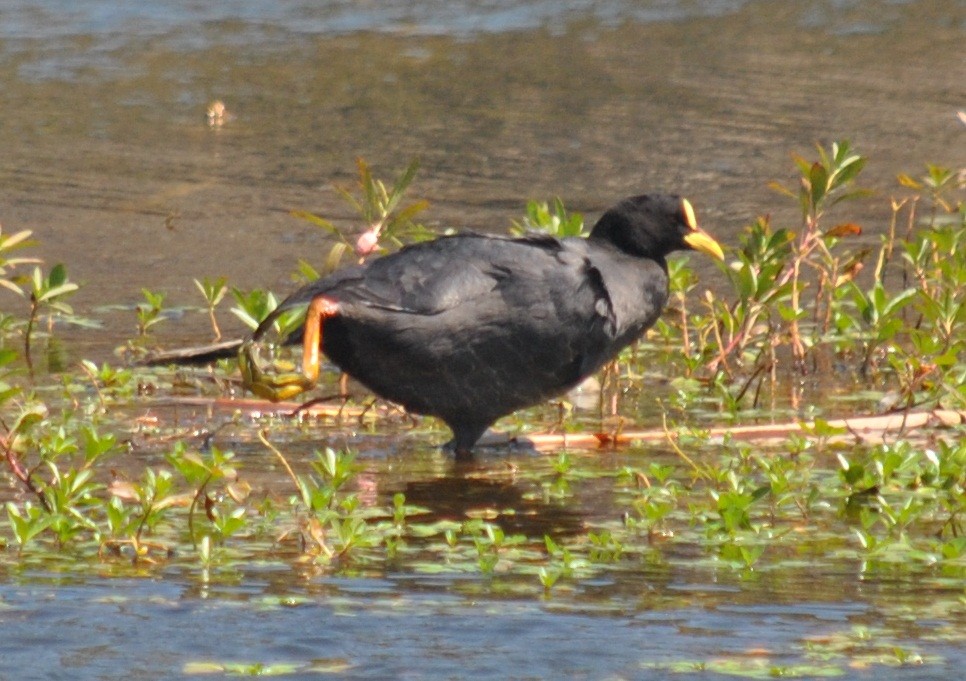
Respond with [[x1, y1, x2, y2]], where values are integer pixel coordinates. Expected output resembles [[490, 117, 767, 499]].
[[141, 339, 244, 366]]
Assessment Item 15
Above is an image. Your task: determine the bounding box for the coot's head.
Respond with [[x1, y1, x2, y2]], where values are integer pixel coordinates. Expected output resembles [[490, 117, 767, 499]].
[[589, 194, 724, 262]]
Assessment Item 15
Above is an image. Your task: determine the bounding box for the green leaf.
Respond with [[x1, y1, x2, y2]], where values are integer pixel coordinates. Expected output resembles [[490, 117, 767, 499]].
[[290, 209, 339, 233], [0, 228, 36, 251], [809, 161, 829, 209], [6, 503, 51, 546], [10, 404, 47, 437], [389, 159, 421, 207], [833, 155, 866, 188], [48, 263, 68, 288], [36, 282, 79, 303], [881, 287, 917, 317]]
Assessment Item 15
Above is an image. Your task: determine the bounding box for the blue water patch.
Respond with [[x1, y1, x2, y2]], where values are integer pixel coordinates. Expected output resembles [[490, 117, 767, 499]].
[[1, 0, 763, 43]]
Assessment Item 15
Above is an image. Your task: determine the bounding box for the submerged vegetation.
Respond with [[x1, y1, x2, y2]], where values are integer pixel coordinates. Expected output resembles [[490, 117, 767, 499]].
[[1, 144, 964, 676]]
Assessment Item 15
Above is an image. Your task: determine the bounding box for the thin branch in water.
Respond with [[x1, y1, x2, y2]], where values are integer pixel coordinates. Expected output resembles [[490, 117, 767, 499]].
[[23, 300, 38, 378], [733, 357, 773, 406], [1, 431, 51, 512], [293, 392, 351, 417], [257, 428, 302, 494], [187, 472, 215, 549], [659, 410, 710, 482]]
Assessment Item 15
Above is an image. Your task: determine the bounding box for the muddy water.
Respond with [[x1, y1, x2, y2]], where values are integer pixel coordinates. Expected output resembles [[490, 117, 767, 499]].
[[2, 0, 963, 355], [1, 2, 965, 679]]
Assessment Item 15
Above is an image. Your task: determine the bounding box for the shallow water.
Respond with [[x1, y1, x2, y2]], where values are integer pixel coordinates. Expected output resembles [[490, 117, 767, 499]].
[[1, 1, 965, 679], [2, 577, 961, 680], [2, 0, 964, 356], [2, 401, 965, 680]]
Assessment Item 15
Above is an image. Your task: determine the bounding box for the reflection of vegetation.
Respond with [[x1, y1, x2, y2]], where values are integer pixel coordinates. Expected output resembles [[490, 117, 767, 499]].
[[1, 149, 964, 676]]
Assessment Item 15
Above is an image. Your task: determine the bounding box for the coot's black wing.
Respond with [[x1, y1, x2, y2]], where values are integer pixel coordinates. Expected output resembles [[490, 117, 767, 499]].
[[256, 234, 584, 322]]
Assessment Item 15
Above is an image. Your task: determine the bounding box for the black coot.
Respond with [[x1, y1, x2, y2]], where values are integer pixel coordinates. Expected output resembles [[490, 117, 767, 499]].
[[244, 194, 724, 452]]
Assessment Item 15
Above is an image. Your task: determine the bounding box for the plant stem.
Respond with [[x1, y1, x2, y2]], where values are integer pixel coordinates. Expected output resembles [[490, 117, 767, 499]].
[[1, 431, 51, 512]]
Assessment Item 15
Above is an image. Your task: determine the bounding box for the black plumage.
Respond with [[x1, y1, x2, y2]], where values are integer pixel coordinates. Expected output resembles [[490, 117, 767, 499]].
[[243, 193, 724, 452]]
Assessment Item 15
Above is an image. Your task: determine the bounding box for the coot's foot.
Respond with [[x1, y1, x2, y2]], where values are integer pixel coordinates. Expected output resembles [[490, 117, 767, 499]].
[[442, 429, 536, 460]]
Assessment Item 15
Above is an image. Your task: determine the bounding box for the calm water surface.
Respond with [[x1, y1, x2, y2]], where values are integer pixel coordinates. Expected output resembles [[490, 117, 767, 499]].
[[1, 1, 965, 679], [2, 430, 965, 680], [2, 0, 964, 351]]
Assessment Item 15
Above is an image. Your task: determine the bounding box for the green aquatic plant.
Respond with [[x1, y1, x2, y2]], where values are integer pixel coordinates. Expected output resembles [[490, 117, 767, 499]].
[[0, 225, 39, 296], [3, 407, 125, 550], [228, 286, 306, 351], [135, 287, 166, 337], [291, 158, 431, 276], [167, 442, 248, 546], [79, 359, 136, 401], [651, 142, 966, 416], [22, 263, 79, 373], [772, 140, 871, 359], [253, 436, 412, 566], [194, 275, 229, 341], [509, 197, 586, 238]]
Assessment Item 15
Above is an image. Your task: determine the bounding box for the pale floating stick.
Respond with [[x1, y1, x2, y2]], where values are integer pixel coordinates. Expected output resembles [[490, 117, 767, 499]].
[[522, 409, 966, 451]]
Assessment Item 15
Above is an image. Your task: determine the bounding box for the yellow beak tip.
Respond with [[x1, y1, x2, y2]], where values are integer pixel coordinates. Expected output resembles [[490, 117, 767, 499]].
[[684, 231, 725, 261]]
